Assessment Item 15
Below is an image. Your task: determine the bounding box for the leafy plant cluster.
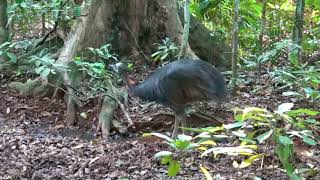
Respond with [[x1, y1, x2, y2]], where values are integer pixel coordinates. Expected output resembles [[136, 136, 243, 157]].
[[149, 103, 319, 179], [8, 0, 83, 34], [189, 0, 320, 63], [271, 63, 320, 102], [151, 37, 179, 62]]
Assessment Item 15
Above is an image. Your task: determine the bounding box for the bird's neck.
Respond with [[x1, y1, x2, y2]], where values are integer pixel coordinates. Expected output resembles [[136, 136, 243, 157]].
[[121, 72, 137, 96]]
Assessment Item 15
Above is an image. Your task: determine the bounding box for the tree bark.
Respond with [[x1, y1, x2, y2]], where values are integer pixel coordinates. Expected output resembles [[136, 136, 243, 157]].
[[178, 10, 231, 68], [256, 0, 267, 79], [291, 0, 305, 65], [0, 0, 9, 43], [178, 0, 191, 60], [230, 0, 239, 91]]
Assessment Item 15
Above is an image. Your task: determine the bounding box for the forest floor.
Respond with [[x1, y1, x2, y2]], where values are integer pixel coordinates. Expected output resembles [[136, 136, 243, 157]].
[[0, 70, 319, 180]]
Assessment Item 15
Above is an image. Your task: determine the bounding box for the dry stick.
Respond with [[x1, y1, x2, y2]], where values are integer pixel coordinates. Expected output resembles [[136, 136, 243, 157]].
[[74, 159, 91, 176], [106, 79, 134, 126]]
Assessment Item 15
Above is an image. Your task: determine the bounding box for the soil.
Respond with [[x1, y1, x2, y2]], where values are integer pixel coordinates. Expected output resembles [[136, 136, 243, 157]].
[[0, 72, 319, 180]]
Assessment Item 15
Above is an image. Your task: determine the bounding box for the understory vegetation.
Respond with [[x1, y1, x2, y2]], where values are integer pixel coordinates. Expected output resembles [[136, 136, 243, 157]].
[[0, 0, 319, 179]]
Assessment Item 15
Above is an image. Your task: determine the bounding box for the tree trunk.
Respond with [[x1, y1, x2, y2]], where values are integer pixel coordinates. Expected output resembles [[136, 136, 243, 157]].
[[0, 0, 9, 43], [291, 0, 305, 65], [230, 0, 239, 92], [256, 0, 267, 79], [178, 0, 191, 60], [178, 10, 231, 68]]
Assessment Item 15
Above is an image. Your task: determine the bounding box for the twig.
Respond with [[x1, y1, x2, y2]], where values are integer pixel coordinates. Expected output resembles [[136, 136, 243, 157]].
[[74, 159, 90, 177]]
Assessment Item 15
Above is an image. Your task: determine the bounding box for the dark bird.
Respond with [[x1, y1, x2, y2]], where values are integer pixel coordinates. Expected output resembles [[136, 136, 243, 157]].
[[111, 59, 227, 138]]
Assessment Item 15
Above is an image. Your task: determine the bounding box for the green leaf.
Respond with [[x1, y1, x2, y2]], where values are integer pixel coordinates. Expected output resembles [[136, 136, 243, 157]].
[[154, 151, 173, 159], [302, 136, 316, 146], [15, 0, 24, 3], [168, 160, 180, 176], [257, 129, 273, 144], [160, 155, 172, 165], [74, 6, 81, 16], [239, 154, 264, 168], [6, 52, 17, 63], [144, 132, 173, 142], [287, 109, 319, 117], [277, 135, 293, 145], [201, 146, 255, 157], [282, 91, 302, 97], [231, 130, 247, 138], [199, 165, 213, 180], [224, 121, 245, 129], [177, 134, 192, 141], [276, 103, 294, 114], [41, 68, 51, 77]]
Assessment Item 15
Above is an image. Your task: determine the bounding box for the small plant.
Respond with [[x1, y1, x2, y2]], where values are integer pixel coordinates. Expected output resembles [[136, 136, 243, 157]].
[[29, 49, 67, 77], [232, 103, 319, 179], [73, 57, 107, 79], [72, 57, 111, 96], [149, 103, 319, 179], [151, 37, 178, 62], [88, 44, 118, 64], [148, 133, 198, 176], [271, 65, 320, 102]]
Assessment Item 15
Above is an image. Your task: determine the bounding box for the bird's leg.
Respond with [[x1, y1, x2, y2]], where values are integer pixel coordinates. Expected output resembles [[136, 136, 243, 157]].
[[172, 114, 180, 139], [172, 108, 186, 139]]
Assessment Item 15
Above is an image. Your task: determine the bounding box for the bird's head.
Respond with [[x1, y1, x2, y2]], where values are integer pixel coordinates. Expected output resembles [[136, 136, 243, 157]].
[[110, 62, 136, 87], [110, 62, 127, 75]]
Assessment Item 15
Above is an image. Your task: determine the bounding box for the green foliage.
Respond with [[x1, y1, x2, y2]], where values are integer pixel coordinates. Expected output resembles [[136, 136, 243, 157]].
[[7, 0, 81, 33], [148, 133, 202, 176], [73, 57, 107, 79], [232, 104, 319, 179], [271, 63, 320, 102], [29, 49, 67, 77], [87, 44, 118, 64], [149, 103, 319, 178], [151, 37, 178, 62]]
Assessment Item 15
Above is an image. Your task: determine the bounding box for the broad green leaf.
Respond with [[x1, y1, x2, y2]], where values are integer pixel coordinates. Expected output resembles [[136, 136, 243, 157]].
[[277, 135, 293, 145], [198, 140, 217, 146], [144, 132, 173, 142], [287, 109, 319, 117], [199, 165, 213, 180], [302, 136, 316, 146], [232, 130, 247, 138], [276, 103, 294, 114], [240, 144, 258, 149], [257, 129, 273, 144], [224, 121, 245, 129], [177, 134, 192, 141], [41, 68, 51, 77], [201, 146, 255, 157], [197, 146, 208, 151], [160, 155, 172, 165], [6, 52, 17, 63], [168, 160, 180, 176], [194, 132, 210, 139], [154, 151, 173, 158], [239, 154, 264, 168]]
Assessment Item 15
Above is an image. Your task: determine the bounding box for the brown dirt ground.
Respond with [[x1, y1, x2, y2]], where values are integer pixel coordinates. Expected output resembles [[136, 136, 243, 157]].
[[0, 72, 319, 180]]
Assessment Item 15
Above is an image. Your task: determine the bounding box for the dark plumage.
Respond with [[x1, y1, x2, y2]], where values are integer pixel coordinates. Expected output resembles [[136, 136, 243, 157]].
[[111, 59, 227, 138]]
